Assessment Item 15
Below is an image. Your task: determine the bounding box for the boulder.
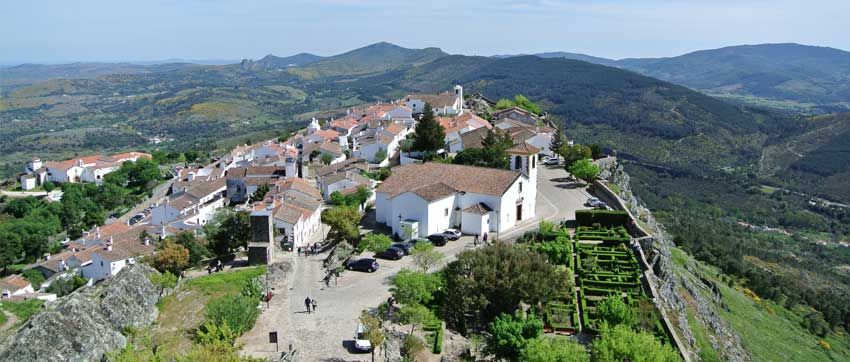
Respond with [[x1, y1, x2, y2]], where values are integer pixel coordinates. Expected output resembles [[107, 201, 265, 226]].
[[0, 264, 160, 362]]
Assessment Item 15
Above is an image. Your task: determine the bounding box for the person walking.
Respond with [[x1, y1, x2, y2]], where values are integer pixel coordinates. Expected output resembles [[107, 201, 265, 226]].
[[473, 233, 479, 246], [304, 297, 312, 314], [311, 298, 318, 313], [483, 232, 488, 245], [324, 273, 331, 288]]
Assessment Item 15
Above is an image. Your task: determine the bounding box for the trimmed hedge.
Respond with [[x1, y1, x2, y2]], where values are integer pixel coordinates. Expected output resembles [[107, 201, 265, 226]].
[[575, 210, 630, 228], [432, 323, 444, 353]]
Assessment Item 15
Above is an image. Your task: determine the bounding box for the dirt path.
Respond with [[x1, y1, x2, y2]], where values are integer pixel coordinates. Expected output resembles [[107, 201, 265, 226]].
[[0, 311, 19, 333]]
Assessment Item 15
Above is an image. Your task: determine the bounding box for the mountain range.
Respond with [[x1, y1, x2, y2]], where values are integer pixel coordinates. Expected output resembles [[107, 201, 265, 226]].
[[521, 43, 850, 113]]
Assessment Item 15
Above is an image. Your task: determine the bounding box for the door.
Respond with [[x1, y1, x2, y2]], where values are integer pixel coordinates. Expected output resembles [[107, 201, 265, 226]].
[[516, 203, 522, 221]]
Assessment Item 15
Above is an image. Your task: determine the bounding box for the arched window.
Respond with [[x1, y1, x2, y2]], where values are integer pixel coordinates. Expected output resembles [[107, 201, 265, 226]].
[[514, 156, 522, 170], [532, 155, 536, 169]]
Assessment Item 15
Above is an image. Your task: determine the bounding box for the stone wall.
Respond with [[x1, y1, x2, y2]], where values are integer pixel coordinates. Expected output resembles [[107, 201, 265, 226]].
[[0, 264, 161, 362]]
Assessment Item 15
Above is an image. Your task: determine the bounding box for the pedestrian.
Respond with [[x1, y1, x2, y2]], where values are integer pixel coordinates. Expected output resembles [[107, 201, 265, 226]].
[[324, 273, 331, 288], [296, 247, 301, 257], [304, 297, 312, 314], [483, 232, 488, 245], [311, 299, 318, 312], [216, 259, 223, 272], [473, 233, 479, 246]]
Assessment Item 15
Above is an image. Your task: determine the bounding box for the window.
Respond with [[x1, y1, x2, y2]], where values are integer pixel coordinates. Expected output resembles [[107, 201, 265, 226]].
[[532, 156, 536, 168], [519, 182, 523, 192], [444, 208, 449, 216], [514, 156, 522, 170]]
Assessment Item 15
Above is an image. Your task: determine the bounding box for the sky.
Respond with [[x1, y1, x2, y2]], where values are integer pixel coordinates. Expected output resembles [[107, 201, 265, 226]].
[[1, 0, 849, 64]]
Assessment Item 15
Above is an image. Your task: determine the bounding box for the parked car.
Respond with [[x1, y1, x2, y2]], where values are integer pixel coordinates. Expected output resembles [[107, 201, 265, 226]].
[[442, 229, 461, 240], [585, 197, 607, 209], [128, 214, 145, 225], [427, 234, 449, 246], [391, 242, 413, 255], [544, 157, 560, 166], [354, 323, 372, 352], [346, 258, 380, 272], [376, 246, 404, 260]]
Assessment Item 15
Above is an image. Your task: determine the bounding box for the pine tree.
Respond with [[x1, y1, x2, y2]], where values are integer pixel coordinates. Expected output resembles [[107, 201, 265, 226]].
[[412, 103, 446, 153], [550, 126, 564, 158]]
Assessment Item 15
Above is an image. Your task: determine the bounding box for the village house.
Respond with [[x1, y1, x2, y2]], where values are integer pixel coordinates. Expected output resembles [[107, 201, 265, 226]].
[[225, 166, 287, 204], [439, 112, 493, 153], [151, 178, 227, 227], [27, 152, 152, 186], [351, 121, 410, 165], [494, 118, 555, 156], [317, 170, 375, 200], [375, 157, 537, 239], [0, 275, 34, 299], [491, 106, 539, 126], [404, 85, 464, 116]]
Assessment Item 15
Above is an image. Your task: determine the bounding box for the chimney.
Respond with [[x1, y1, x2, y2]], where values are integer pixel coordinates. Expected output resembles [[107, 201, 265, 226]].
[[106, 244, 113, 251], [59, 259, 66, 271], [44, 253, 51, 261], [144, 237, 150, 246]]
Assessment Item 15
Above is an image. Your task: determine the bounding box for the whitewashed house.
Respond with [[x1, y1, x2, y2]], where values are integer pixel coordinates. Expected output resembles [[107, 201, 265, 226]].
[[0, 275, 34, 298], [375, 158, 538, 239], [404, 85, 464, 116]]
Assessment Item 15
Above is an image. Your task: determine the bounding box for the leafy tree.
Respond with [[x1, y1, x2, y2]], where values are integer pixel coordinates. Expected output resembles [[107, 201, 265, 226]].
[[42, 181, 56, 192], [390, 269, 443, 305], [558, 144, 592, 167], [398, 303, 438, 333], [330, 186, 372, 208], [519, 336, 589, 362], [412, 103, 445, 153], [146, 239, 189, 275], [568, 159, 600, 185], [401, 334, 425, 360], [410, 242, 444, 273], [597, 294, 635, 327], [802, 311, 831, 337], [453, 128, 514, 169], [528, 239, 573, 266], [591, 324, 681, 362], [205, 209, 251, 256], [588, 143, 603, 159], [150, 271, 178, 297], [442, 242, 573, 334], [204, 294, 261, 336], [360, 311, 385, 362], [3, 197, 43, 218], [494, 94, 542, 115], [174, 231, 211, 265], [249, 183, 270, 203], [488, 312, 543, 360], [184, 150, 200, 163], [321, 206, 361, 245], [358, 233, 392, 253], [47, 274, 88, 296], [320, 152, 333, 165], [22, 269, 45, 290], [372, 148, 387, 163]]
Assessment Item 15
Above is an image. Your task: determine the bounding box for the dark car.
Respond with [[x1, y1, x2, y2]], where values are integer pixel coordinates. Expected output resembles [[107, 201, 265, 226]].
[[391, 242, 413, 255], [376, 246, 405, 260], [346, 258, 379, 272], [427, 234, 448, 246]]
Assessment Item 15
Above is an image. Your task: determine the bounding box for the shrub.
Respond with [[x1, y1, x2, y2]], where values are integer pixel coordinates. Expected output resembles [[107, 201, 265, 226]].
[[402, 334, 425, 358], [488, 312, 543, 360], [204, 295, 260, 336], [520, 336, 589, 362], [575, 210, 629, 228], [22, 269, 45, 290], [46, 274, 88, 296], [432, 323, 444, 354]]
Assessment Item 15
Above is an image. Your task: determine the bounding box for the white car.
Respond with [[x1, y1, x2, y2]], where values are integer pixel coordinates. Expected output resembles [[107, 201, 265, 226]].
[[585, 197, 607, 208], [354, 323, 372, 352], [543, 157, 560, 166], [442, 229, 461, 240]]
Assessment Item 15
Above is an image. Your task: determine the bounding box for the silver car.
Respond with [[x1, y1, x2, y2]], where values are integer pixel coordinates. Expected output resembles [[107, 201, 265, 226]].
[[354, 323, 372, 352]]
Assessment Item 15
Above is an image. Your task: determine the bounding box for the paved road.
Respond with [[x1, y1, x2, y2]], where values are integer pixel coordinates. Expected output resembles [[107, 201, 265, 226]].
[[240, 164, 593, 360]]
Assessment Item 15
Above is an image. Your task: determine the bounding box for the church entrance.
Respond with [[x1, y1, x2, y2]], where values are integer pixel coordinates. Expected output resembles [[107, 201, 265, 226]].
[[516, 203, 522, 221]]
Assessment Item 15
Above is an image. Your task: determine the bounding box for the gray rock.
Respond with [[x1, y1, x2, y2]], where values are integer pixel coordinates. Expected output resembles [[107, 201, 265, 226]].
[[0, 264, 160, 362]]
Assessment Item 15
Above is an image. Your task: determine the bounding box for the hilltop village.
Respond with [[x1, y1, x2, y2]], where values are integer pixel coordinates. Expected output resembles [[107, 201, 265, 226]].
[[0, 86, 684, 362]]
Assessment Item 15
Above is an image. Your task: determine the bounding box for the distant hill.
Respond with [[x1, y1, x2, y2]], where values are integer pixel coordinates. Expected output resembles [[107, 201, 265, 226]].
[[532, 43, 850, 112], [0, 62, 201, 87], [250, 53, 325, 69], [617, 44, 850, 111], [285, 42, 448, 78]]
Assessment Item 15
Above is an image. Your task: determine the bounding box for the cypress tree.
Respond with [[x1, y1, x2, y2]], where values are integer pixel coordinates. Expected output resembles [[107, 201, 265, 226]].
[[412, 103, 446, 153]]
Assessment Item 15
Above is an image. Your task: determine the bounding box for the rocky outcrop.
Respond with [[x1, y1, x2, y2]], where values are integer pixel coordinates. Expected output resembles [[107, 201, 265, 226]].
[[600, 159, 750, 362], [0, 264, 160, 362]]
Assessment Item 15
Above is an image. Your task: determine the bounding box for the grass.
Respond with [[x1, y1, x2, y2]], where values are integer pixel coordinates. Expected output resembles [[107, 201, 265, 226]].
[[153, 266, 266, 359], [0, 299, 45, 327], [678, 251, 850, 361]]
